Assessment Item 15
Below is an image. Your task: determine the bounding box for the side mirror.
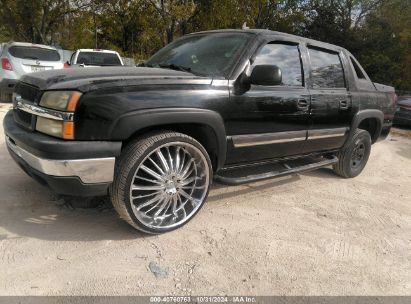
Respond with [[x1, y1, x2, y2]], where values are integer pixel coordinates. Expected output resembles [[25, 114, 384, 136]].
[[250, 65, 282, 86]]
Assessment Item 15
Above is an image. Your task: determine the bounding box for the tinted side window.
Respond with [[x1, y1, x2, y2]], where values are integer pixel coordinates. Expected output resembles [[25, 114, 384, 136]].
[[350, 56, 366, 79], [253, 43, 303, 86], [308, 47, 345, 88]]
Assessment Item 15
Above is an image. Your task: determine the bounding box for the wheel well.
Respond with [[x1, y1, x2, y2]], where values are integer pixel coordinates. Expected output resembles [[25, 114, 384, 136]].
[[124, 124, 220, 171], [358, 118, 380, 143]]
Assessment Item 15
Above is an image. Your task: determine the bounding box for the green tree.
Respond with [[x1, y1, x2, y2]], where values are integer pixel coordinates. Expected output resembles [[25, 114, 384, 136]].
[[303, 0, 382, 47], [356, 0, 411, 90], [0, 25, 11, 42], [148, 0, 197, 44], [0, 0, 91, 44]]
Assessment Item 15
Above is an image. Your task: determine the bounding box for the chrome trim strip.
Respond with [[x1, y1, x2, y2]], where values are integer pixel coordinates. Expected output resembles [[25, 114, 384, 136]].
[[307, 127, 348, 140], [231, 127, 349, 148], [232, 131, 307, 148], [16, 99, 74, 121], [6, 136, 114, 184]]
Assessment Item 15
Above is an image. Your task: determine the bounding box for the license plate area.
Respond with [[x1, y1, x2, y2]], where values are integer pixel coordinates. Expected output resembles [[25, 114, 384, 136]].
[[31, 66, 46, 72]]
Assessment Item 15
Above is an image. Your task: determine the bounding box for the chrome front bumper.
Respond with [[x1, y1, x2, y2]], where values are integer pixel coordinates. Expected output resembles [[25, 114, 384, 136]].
[[6, 135, 115, 184]]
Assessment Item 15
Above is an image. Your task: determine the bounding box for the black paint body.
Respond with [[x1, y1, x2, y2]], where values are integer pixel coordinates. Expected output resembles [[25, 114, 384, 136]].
[[11, 29, 396, 173]]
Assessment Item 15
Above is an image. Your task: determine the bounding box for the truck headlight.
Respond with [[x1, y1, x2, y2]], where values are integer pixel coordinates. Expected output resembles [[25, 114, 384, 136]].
[[39, 91, 82, 111], [35, 90, 81, 139]]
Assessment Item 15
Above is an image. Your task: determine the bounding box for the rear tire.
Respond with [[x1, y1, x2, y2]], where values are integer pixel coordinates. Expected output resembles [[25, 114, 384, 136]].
[[110, 131, 212, 234], [333, 129, 371, 178]]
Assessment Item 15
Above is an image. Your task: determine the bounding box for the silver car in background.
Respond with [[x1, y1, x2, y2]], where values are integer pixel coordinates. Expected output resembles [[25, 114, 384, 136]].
[[0, 42, 64, 102]]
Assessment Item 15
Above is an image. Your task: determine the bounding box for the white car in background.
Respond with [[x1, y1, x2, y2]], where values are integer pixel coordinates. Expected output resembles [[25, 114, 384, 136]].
[[67, 49, 124, 67], [0, 42, 64, 102]]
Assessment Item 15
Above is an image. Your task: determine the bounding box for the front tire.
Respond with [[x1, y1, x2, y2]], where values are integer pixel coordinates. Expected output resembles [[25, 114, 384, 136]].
[[110, 131, 212, 234], [333, 129, 371, 178]]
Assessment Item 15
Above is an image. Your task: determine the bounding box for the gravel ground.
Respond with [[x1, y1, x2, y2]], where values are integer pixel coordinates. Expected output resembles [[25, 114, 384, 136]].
[[0, 104, 410, 296]]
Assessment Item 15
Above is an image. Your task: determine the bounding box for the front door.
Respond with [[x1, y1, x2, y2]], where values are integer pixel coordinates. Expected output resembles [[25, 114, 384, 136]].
[[225, 41, 310, 165], [302, 46, 352, 154]]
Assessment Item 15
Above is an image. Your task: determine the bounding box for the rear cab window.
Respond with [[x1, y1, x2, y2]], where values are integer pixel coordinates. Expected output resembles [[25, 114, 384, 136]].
[[350, 57, 366, 79], [348, 54, 375, 90], [252, 42, 304, 86], [308, 47, 346, 89], [76, 52, 122, 66], [8, 46, 60, 61]]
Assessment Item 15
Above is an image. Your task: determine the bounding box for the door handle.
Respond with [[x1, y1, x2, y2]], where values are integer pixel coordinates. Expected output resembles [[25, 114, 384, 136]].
[[339, 99, 349, 109], [297, 99, 309, 110]]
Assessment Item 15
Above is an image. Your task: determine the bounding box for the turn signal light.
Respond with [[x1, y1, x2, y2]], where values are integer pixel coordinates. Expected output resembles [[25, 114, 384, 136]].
[[63, 121, 74, 140], [66, 91, 82, 112]]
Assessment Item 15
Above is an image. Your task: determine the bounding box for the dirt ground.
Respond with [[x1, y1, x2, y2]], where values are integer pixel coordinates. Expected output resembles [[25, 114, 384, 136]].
[[0, 103, 410, 296]]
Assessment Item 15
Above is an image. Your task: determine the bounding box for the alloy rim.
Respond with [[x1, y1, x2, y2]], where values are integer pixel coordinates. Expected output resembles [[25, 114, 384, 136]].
[[129, 142, 209, 230]]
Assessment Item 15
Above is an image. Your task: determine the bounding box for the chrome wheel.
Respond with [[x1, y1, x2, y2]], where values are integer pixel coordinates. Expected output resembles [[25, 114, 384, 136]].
[[129, 142, 210, 230]]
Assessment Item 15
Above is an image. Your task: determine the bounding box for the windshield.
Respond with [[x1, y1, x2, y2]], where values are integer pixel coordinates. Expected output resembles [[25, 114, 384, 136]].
[[9, 46, 61, 61], [146, 33, 252, 78], [76, 52, 122, 66]]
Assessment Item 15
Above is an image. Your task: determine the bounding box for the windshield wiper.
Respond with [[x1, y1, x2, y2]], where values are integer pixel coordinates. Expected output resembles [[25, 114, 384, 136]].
[[158, 63, 192, 73], [144, 62, 207, 76]]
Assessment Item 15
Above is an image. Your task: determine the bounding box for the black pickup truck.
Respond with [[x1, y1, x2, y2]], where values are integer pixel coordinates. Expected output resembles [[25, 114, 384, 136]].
[[4, 29, 396, 233]]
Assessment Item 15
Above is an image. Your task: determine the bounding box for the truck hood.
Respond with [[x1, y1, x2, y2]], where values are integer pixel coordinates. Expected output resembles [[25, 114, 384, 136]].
[[20, 66, 212, 92]]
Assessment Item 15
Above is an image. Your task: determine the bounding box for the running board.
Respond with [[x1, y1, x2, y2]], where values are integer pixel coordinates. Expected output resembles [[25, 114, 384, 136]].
[[214, 156, 338, 185]]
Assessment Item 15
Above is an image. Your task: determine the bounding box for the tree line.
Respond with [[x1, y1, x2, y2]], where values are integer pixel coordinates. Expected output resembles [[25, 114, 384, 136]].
[[0, 0, 410, 92]]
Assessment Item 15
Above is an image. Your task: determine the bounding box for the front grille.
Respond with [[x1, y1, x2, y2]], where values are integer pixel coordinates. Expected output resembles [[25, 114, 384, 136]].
[[15, 82, 41, 103], [13, 82, 40, 131], [13, 109, 34, 130]]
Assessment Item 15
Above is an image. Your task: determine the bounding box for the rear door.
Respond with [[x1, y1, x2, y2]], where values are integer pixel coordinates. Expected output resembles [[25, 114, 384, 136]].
[[302, 46, 351, 153]]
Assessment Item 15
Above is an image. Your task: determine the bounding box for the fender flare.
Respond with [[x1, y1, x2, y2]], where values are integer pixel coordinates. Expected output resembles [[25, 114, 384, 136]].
[[344, 109, 384, 147], [109, 108, 227, 170]]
